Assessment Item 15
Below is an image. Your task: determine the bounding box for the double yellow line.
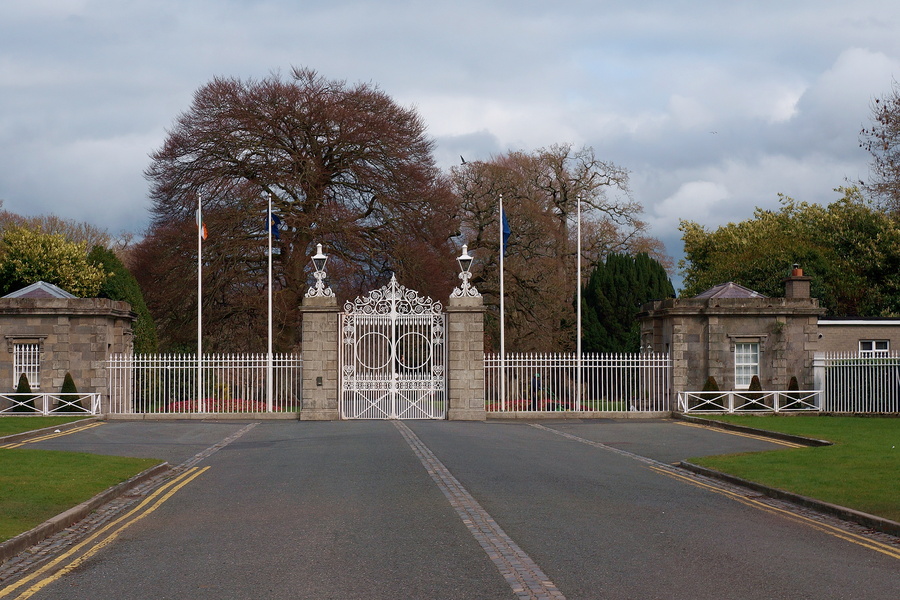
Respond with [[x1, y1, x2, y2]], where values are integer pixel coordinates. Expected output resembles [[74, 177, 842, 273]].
[[649, 465, 900, 560], [675, 420, 807, 448], [0, 466, 210, 600], [0, 421, 106, 449]]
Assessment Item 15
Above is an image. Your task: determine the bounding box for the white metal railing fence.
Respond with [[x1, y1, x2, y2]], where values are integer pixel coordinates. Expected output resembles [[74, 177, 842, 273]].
[[678, 390, 821, 413], [0, 393, 100, 415], [485, 352, 671, 412], [107, 354, 302, 414], [816, 352, 900, 413]]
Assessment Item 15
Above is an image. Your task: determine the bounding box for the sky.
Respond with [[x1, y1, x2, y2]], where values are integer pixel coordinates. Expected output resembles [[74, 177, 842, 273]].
[[2, 0, 900, 291]]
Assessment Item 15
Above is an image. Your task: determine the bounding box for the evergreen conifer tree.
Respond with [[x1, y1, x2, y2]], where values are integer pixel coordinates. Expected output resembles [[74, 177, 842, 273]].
[[582, 253, 674, 352], [88, 246, 158, 353]]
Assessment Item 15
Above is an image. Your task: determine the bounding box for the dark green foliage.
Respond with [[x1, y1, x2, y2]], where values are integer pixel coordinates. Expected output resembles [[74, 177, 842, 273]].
[[702, 376, 719, 392], [680, 189, 900, 317], [582, 253, 675, 353], [13, 373, 35, 412], [88, 246, 158, 354], [61, 372, 77, 394], [745, 374, 765, 410], [784, 375, 801, 409], [59, 371, 79, 410]]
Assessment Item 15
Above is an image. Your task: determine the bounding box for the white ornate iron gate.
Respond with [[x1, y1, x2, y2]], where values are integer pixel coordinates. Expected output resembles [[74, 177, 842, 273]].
[[340, 275, 447, 419]]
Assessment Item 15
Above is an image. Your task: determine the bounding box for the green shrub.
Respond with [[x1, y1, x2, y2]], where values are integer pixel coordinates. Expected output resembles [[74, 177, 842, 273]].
[[13, 373, 36, 413], [61, 372, 77, 394], [58, 372, 80, 410], [784, 375, 801, 408], [745, 374, 765, 410]]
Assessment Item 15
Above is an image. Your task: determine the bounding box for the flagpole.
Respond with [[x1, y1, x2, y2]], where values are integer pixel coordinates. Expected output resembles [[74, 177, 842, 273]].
[[267, 194, 274, 413], [197, 195, 204, 413], [576, 195, 582, 411], [499, 194, 506, 412]]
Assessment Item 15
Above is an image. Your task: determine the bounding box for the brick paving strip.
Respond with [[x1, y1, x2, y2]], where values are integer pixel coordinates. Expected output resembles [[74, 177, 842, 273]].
[[0, 422, 259, 582], [393, 421, 567, 600]]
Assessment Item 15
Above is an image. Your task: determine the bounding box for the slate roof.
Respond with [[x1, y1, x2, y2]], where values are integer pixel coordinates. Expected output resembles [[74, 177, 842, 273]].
[[2, 281, 77, 299], [694, 282, 766, 299]]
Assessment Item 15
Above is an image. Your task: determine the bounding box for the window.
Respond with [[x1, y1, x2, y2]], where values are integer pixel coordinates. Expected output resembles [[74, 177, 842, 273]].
[[13, 343, 41, 390], [734, 342, 759, 389], [859, 340, 889, 358]]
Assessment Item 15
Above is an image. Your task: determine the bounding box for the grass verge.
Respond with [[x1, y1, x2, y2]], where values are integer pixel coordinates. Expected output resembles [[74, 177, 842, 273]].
[[0, 416, 91, 437], [0, 448, 161, 542], [692, 415, 900, 522]]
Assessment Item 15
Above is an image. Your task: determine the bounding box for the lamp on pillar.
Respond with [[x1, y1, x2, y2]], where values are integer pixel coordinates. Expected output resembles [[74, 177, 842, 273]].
[[451, 244, 480, 298], [305, 243, 334, 298]]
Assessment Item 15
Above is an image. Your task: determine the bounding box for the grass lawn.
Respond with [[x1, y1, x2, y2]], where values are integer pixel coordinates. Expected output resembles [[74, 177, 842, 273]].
[[692, 415, 900, 522], [0, 448, 162, 542], [0, 416, 92, 437]]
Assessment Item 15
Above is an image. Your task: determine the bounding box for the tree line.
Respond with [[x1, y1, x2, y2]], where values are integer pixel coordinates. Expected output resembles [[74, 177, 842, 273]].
[[134, 67, 672, 353], [12, 66, 900, 353], [0, 207, 158, 353]]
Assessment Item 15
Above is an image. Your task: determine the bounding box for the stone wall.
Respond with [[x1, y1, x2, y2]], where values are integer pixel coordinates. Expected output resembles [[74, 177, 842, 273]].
[[0, 298, 135, 410], [446, 295, 486, 420], [638, 296, 824, 393], [298, 295, 340, 420]]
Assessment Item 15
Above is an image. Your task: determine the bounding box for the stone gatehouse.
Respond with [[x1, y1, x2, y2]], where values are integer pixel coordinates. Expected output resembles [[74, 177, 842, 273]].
[[0, 281, 135, 402], [639, 267, 900, 394]]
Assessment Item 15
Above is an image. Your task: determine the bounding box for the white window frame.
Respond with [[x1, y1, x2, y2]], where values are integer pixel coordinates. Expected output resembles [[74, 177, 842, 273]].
[[859, 339, 889, 358], [13, 342, 41, 390], [734, 342, 759, 389]]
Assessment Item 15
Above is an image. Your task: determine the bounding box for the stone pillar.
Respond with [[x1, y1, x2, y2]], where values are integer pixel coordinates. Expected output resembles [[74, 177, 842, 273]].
[[299, 295, 340, 420], [446, 295, 486, 421]]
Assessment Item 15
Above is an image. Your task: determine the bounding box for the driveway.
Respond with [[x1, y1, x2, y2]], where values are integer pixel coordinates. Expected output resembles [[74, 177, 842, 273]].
[[3, 419, 898, 600]]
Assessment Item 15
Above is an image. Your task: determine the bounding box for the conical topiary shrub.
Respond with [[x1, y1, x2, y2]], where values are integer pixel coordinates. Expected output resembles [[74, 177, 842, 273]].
[[59, 372, 79, 411], [13, 373, 36, 413], [745, 374, 765, 410], [696, 375, 722, 409], [784, 375, 801, 409]]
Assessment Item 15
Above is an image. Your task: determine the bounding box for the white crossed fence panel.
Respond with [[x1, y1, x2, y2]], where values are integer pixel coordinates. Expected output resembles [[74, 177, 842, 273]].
[[678, 390, 821, 413], [0, 393, 100, 415], [107, 353, 302, 414], [485, 352, 672, 412]]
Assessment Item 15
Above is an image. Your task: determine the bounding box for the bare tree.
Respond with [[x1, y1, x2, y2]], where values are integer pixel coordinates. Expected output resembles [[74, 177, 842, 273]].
[[0, 205, 113, 249], [452, 144, 667, 352], [860, 81, 900, 212], [141, 67, 458, 351]]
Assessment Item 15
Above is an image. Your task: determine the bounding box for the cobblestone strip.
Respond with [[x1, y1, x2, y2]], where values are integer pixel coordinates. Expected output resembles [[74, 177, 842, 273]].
[[0, 422, 259, 582], [529, 423, 900, 551], [528, 423, 664, 467], [394, 421, 566, 600]]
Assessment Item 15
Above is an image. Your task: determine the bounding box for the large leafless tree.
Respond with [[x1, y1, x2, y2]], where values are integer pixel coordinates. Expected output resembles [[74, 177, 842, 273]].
[[452, 144, 667, 352], [139, 67, 458, 352]]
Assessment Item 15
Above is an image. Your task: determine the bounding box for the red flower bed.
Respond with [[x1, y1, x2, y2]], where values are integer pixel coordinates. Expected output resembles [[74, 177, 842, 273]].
[[485, 398, 574, 412], [165, 398, 269, 413]]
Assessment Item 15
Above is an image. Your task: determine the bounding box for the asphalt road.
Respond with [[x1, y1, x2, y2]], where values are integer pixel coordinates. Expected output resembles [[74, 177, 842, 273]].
[[6, 419, 899, 599]]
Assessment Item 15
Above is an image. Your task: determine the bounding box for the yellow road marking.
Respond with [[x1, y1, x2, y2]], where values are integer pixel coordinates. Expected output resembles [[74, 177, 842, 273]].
[[0, 422, 106, 449], [648, 465, 900, 561], [0, 466, 209, 600], [675, 420, 806, 448]]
